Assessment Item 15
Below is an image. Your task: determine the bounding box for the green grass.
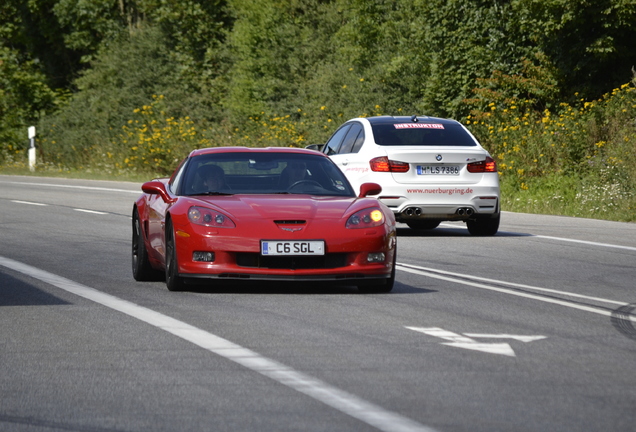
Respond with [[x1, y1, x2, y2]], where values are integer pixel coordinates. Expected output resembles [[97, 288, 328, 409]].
[[500, 174, 635, 222]]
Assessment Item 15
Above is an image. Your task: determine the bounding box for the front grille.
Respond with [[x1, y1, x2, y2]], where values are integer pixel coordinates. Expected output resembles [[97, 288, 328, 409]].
[[236, 253, 347, 269]]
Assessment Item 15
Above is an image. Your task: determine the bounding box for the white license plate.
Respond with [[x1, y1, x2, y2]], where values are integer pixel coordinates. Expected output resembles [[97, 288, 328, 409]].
[[261, 240, 325, 256], [417, 165, 460, 175]]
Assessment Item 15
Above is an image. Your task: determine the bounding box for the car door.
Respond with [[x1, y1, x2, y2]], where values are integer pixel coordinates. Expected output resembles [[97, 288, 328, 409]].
[[326, 122, 367, 192]]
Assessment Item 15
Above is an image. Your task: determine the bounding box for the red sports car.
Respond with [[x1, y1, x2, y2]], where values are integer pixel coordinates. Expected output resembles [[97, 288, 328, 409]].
[[132, 147, 397, 292]]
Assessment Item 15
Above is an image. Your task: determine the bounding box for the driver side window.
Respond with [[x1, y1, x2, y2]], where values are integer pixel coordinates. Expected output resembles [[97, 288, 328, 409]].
[[338, 123, 364, 154], [323, 125, 351, 155]]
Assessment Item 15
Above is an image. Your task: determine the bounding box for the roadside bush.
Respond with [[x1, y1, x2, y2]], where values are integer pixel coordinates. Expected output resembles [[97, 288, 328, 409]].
[[466, 74, 636, 221], [36, 25, 221, 172], [110, 95, 218, 175]]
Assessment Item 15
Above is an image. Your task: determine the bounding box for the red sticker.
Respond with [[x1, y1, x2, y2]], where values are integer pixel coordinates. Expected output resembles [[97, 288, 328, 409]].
[[394, 123, 445, 129]]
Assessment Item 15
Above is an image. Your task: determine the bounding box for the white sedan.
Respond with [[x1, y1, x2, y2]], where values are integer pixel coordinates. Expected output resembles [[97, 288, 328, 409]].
[[315, 115, 500, 235]]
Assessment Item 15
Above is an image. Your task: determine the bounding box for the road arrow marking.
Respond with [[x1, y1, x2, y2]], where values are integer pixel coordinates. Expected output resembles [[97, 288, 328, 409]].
[[463, 334, 546, 343], [405, 327, 546, 357], [442, 342, 516, 357]]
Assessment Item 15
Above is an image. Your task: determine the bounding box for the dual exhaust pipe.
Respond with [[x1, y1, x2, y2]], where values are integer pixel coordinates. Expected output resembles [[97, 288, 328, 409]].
[[402, 207, 474, 217], [456, 207, 474, 216]]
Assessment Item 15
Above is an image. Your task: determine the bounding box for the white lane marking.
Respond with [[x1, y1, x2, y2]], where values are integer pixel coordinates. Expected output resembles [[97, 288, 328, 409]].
[[11, 200, 48, 206], [0, 255, 437, 432], [406, 327, 517, 357], [12, 200, 111, 215], [534, 235, 636, 252], [396, 263, 636, 323], [438, 222, 636, 252], [399, 263, 625, 305], [74, 208, 109, 215], [1, 180, 140, 194]]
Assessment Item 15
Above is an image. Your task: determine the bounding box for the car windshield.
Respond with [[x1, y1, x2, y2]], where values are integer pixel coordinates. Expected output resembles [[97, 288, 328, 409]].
[[181, 152, 355, 197], [371, 122, 477, 146]]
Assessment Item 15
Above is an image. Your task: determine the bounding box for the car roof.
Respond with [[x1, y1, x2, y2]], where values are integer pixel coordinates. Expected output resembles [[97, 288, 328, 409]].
[[188, 146, 325, 158], [355, 115, 461, 126]]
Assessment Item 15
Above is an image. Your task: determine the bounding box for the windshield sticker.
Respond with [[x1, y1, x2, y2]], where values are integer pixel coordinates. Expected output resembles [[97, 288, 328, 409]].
[[394, 123, 445, 129]]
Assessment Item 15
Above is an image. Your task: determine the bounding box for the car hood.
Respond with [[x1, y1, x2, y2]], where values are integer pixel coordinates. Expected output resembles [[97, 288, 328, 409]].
[[191, 194, 362, 220]]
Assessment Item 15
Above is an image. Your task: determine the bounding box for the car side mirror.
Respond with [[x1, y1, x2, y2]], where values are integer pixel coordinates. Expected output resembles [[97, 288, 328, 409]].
[[358, 182, 382, 197], [142, 181, 177, 204], [305, 144, 324, 152]]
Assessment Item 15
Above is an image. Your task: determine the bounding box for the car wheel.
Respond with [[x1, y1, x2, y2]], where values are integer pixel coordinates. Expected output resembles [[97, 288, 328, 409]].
[[358, 250, 396, 293], [406, 220, 441, 230], [165, 219, 186, 291], [466, 213, 500, 236], [132, 208, 158, 281]]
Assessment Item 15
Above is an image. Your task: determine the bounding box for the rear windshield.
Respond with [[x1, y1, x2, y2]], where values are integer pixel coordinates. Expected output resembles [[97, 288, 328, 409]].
[[371, 122, 477, 146]]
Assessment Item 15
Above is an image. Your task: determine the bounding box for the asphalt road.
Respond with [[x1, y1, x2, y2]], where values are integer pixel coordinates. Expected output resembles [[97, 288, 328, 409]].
[[1, 174, 635, 432]]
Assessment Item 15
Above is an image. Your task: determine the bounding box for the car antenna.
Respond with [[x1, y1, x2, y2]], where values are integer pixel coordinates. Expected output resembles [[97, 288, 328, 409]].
[[411, 115, 419, 122]]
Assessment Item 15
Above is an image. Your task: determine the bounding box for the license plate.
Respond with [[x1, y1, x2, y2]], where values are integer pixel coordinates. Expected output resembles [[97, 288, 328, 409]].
[[417, 165, 460, 175], [261, 240, 325, 256]]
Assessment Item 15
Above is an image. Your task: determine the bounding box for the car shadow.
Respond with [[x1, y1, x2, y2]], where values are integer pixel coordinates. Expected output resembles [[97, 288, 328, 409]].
[[0, 273, 71, 307], [178, 279, 434, 295], [397, 225, 535, 238]]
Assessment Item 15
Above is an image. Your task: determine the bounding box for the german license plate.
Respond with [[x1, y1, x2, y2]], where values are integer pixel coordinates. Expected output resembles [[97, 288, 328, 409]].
[[261, 240, 325, 256], [417, 165, 460, 175]]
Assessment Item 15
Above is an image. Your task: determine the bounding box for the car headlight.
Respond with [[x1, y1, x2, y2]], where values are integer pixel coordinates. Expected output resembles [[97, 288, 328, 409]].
[[188, 206, 236, 228], [346, 208, 385, 229]]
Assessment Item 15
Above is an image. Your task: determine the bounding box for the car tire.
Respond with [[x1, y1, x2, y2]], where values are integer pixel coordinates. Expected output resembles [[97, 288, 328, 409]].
[[165, 219, 186, 291], [358, 250, 396, 293], [466, 213, 500, 236], [132, 208, 159, 281], [406, 220, 441, 230]]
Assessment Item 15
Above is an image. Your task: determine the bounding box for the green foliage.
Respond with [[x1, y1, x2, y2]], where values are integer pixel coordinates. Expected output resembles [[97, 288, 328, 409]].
[[2, 0, 636, 222], [110, 95, 218, 175], [511, 0, 636, 100], [37, 26, 223, 171], [0, 46, 59, 164], [469, 77, 636, 221]]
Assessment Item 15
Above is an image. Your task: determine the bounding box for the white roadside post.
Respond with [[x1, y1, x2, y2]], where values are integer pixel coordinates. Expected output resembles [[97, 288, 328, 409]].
[[28, 126, 36, 172]]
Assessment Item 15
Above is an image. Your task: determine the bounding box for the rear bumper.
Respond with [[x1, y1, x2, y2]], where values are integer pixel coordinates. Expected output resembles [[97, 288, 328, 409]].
[[378, 183, 499, 221], [389, 197, 499, 220]]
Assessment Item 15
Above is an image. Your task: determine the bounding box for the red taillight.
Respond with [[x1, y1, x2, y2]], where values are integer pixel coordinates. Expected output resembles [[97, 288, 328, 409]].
[[467, 156, 497, 173], [370, 156, 410, 173]]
